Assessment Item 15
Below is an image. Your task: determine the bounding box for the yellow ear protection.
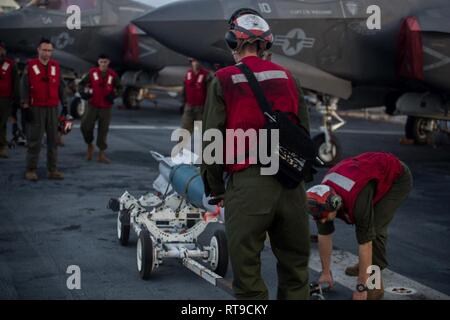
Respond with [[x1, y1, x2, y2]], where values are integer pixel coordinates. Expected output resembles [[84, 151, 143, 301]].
[[225, 8, 273, 51]]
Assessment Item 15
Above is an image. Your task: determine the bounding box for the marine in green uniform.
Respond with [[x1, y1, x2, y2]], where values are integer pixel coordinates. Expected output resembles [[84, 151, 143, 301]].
[[181, 58, 210, 134], [0, 42, 20, 159], [79, 54, 122, 164], [21, 39, 68, 181], [307, 153, 413, 300], [201, 9, 312, 300]]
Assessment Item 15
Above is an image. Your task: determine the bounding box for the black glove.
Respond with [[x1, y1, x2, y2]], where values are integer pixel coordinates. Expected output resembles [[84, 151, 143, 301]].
[[105, 92, 116, 104], [23, 108, 33, 123], [207, 196, 224, 206], [80, 91, 92, 100]]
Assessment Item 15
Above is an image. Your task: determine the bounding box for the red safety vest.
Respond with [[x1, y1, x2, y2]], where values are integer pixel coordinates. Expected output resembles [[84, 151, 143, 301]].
[[0, 58, 14, 98], [322, 152, 404, 224], [88, 67, 118, 109], [184, 67, 209, 107], [27, 58, 60, 107], [216, 55, 301, 174]]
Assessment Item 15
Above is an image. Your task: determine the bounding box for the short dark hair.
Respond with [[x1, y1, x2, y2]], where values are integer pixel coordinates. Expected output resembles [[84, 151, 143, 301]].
[[39, 38, 53, 47], [98, 54, 110, 60]]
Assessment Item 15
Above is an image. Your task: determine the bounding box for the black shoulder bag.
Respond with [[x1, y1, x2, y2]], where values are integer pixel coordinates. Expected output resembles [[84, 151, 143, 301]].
[[236, 62, 317, 189]]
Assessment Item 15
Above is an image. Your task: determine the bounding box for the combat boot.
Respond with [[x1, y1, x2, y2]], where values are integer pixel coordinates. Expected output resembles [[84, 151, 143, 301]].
[[0, 147, 8, 159], [25, 170, 39, 182], [367, 277, 384, 300], [86, 144, 94, 161], [97, 150, 111, 164], [345, 263, 359, 277], [48, 170, 64, 180]]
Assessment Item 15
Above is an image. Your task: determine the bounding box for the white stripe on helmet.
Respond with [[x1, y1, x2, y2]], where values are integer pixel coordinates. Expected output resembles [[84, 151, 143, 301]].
[[307, 185, 332, 197], [236, 14, 270, 33]]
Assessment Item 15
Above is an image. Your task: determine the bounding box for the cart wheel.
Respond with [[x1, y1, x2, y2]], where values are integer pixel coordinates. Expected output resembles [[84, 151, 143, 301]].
[[209, 229, 228, 277], [117, 210, 130, 246], [137, 230, 155, 280]]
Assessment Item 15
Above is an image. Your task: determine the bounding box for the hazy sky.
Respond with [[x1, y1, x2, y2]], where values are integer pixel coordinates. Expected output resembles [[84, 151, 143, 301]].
[[133, 0, 182, 8]]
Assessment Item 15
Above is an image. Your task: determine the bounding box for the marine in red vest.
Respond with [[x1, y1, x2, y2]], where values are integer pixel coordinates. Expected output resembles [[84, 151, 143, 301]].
[[306, 152, 413, 300], [21, 38, 68, 181], [201, 8, 311, 300], [0, 41, 20, 159], [79, 54, 122, 164], [180, 58, 210, 133]]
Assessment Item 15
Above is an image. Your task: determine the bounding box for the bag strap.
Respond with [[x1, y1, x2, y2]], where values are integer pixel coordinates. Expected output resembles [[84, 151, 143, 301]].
[[236, 63, 275, 123]]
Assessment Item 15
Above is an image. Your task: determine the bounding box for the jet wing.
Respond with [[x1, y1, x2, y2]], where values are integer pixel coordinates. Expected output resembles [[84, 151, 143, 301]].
[[404, 7, 450, 91], [52, 50, 94, 76], [271, 54, 352, 99], [417, 7, 450, 34]]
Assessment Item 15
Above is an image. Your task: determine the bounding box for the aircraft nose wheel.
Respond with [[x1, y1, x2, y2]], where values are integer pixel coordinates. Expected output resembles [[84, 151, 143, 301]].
[[405, 116, 435, 145], [313, 133, 342, 167], [70, 97, 86, 119], [305, 94, 345, 167], [123, 87, 140, 109], [209, 229, 229, 278]]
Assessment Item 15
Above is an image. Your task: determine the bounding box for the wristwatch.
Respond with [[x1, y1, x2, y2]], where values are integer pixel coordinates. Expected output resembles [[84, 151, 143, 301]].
[[356, 283, 369, 292]]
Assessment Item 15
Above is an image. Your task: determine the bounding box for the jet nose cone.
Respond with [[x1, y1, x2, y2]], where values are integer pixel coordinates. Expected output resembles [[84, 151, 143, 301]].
[[134, 0, 223, 25], [133, 0, 233, 63], [0, 10, 24, 29], [0, 10, 31, 50]]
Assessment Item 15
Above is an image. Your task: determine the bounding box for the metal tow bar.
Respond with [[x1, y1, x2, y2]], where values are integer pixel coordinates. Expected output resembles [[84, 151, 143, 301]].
[[182, 258, 234, 297]]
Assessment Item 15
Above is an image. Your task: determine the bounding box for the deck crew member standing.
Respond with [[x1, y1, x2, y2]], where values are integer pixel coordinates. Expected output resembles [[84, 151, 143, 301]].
[[306, 152, 413, 300], [181, 58, 210, 134], [201, 9, 312, 300], [22, 39, 68, 181], [79, 54, 122, 164], [0, 41, 20, 159]]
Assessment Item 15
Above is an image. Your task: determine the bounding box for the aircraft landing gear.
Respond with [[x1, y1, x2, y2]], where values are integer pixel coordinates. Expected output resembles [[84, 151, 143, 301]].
[[70, 95, 86, 119], [405, 116, 436, 145], [307, 95, 345, 167], [123, 86, 141, 109], [123, 87, 159, 109], [313, 133, 342, 167]]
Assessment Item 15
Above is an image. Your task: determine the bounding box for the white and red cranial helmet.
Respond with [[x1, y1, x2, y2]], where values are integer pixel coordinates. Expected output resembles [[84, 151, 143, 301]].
[[225, 8, 273, 51], [306, 185, 342, 220]]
